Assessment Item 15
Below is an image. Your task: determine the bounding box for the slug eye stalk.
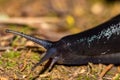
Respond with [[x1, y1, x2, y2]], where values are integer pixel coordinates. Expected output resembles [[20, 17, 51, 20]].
[[5, 29, 53, 49]]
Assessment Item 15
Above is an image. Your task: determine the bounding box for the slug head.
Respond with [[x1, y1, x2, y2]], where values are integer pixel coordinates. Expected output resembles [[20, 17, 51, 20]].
[[5, 29, 59, 71]]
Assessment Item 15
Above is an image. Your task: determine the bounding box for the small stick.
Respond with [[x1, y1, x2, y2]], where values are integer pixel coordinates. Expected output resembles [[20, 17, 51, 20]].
[[0, 17, 60, 25], [99, 64, 114, 78]]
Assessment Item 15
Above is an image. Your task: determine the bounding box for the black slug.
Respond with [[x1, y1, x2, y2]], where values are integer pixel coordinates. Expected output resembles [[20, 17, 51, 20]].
[[6, 14, 120, 70]]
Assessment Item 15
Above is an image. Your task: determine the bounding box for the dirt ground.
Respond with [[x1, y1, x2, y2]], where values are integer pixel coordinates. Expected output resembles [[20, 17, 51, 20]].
[[0, 0, 120, 80]]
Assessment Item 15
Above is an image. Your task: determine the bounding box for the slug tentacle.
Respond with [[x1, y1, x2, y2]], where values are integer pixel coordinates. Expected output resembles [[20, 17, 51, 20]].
[[32, 48, 57, 70], [6, 29, 53, 49]]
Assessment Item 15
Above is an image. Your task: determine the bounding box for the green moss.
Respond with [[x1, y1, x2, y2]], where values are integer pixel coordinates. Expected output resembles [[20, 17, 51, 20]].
[[31, 53, 40, 61], [2, 51, 21, 59], [0, 59, 3, 65], [113, 74, 120, 80], [6, 61, 17, 67], [11, 36, 21, 46]]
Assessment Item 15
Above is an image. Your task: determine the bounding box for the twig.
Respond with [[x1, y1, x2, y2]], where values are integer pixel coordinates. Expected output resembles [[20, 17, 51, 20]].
[[0, 17, 60, 25], [0, 47, 12, 51], [99, 64, 114, 78]]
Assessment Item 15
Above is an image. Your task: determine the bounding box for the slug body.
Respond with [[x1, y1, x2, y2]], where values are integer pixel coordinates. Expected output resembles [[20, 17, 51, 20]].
[[6, 14, 120, 69]]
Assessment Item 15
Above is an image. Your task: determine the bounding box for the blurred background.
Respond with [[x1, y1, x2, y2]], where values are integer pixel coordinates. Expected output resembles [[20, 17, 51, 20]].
[[0, 0, 120, 79], [0, 0, 120, 41]]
